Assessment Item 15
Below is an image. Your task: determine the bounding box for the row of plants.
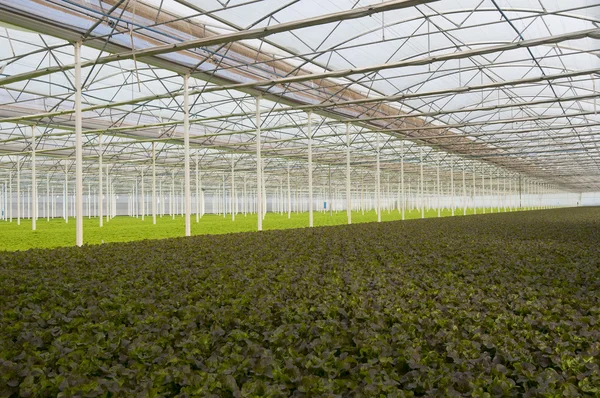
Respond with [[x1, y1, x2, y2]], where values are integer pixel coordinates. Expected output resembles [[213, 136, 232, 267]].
[[0, 208, 516, 252], [1, 207, 599, 396]]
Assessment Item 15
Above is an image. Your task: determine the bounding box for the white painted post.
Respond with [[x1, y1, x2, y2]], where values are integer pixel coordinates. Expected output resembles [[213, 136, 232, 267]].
[[308, 111, 313, 227], [74, 41, 83, 246], [256, 96, 263, 231], [152, 142, 157, 224], [31, 126, 37, 231], [497, 171, 501, 213], [47, 174, 51, 221], [199, 168, 204, 217], [183, 73, 191, 237], [490, 172, 495, 213], [262, 163, 267, 219], [98, 135, 103, 227], [401, 141, 405, 220], [105, 164, 109, 223], [8, 170, 12, 222], [171, 170, 175, 219], [436, 153, 440, 218], [450, 161, 455, 216], [141, 170, 145, 221], [231, 156, 235, 222], [420, 147, 424, 219], [508, 174, 512, 211], [376, 133, 381, 222], [481, 172, 485, 214], [243, 173, 247, 216], [287, 166, 292, 219], [65, 162, 69, 223], [462, 165, 466, 216], [473, 166, 477, 215], [195, 152, 199, 223], [17, 159, 20, 225], [222, 173, 226, 218], [346, 123, 351, 224]]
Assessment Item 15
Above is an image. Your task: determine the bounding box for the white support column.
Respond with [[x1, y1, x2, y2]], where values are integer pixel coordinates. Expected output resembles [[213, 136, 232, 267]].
[[462, 166, 466, 216], [436, 153, 440, 218], [141, 170, 145, 221], [200, 168, 204, 217], [376, 133, 381, 222], [481, 172, 485, 214], [171, 170, 175, 219], [360, 179, 364, 215], [508, 174, 512, 211], [152, 142, 157, 224], [497, 171, 501, 213], [396, 179, 400, 214], [262, 163, 267, 219], [287, 166, 292, 219], [231, 156, 235, 222], [279, 177, 283, 215], [243, 173, 247, 216], [106, 173, 112, 222], [47, 174, 50, 221], [183, 73, 191, 237], [98, 135, 103, 227], [31, 126, 37, 231], [386, 176, 390, 214], [473, 166, 477, 215], [159, 180, 163, 217], [400, 141, 405, 220], [64, 162, 69, 223], [111, 182, 115, 219], [105, 164, 110, 223], [345, 123, 351, 224], [17, 159, 20, 225], [195, 152, 199, 222], [488, 172, 493, 213], [222, 173, 226, 218], [256, 96, 263, 231], [450, 161, 455, 216], [74, 41, 83, 245], [8, 170, 12, 222], [420, 147, 424, 219], [308, 111, 314, 228]]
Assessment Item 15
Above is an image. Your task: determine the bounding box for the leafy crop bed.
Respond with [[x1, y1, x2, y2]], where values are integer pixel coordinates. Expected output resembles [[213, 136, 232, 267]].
[[0, 208, 475, 252], [1, 208, 599, 396]]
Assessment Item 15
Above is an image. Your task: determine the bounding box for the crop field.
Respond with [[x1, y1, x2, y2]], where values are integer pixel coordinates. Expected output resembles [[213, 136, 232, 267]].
[[1, 207, 599, 396], [0, 207, 513, 252]]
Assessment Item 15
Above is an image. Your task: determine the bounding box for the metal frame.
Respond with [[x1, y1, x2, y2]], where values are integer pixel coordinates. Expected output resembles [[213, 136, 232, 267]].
[[0, 0, 597, 244]]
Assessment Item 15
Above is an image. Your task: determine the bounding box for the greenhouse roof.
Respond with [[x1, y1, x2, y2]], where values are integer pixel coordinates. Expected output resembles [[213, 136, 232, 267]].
[[0, 0, 599, 190]]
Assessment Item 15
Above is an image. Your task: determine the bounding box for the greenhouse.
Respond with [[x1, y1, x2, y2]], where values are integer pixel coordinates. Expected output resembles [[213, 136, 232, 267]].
[[0, 0, 599, 395]]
